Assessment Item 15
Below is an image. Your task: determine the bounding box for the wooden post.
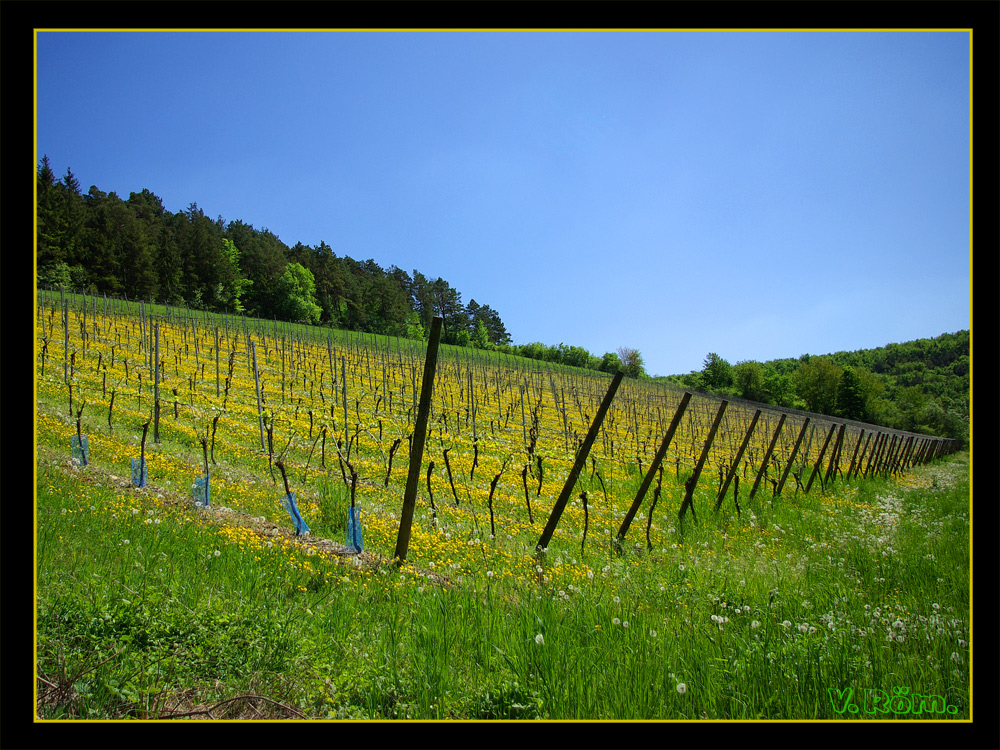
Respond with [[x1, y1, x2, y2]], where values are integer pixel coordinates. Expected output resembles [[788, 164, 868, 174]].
[[394, 317, 444, 564], [775, 417, 810, 497], [863, 432, 884, 477], [748, 413, 786, 502], [715, 409, 761, 512], [537, 371, 624, 553], [215, 326, 221, 398], [616, 392, 692, 543], [823, 423, 847, 485], [678, 400, 728, 521], [914, 437, 930, 466], [805, 423, 837, 493], [904, 435, 920, 470], [873, 432, 892, 475], [845, 428, 866, 482], [342, 359, 349, 460], [153, 324, 161, 443], [882, 434, 902, 476], [251, 340, 265, 452]]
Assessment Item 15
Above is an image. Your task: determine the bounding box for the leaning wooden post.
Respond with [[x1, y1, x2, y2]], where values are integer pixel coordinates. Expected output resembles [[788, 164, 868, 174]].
[[678, 400, 727, 521], [537, 370, 624, 553], [616, 391, 692, 544], [917, 437, 931, 465], [863, 432, 885, 477], [896, 435, 914, 473], [715, 408, 760, 512], [748, 413, 786, 502], [877, 434, 898, 477], [905, 435, 921, 469], [845, 428, 866, 482], [251, 339, 265, 452], [805, 423, 837, 493], [885, 434, 905, 476], [895, 435, 914, 473], [394, 317, 444, 564], [823, 423, 847, 485], [774, 417, 811, 497]]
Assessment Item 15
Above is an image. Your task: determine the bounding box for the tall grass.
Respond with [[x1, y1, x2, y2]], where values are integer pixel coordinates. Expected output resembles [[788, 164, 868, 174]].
[[36, 448, 970, 720]]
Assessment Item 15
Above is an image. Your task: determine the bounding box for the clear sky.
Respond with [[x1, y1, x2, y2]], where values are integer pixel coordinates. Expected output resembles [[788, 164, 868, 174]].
[[35, 30, 971, 377]]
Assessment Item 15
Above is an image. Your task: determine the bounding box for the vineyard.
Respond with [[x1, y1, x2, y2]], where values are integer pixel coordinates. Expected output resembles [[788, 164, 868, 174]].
[[35, 289, 970, 722]]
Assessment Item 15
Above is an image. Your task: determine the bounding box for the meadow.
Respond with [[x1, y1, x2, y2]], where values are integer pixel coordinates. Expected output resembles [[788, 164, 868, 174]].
[[34, 291, 970, 721]]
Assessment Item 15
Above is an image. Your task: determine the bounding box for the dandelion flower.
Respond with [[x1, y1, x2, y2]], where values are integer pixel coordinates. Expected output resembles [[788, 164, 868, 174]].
[[612, 617, 621, 626], [535, 634, 544, 645], [676, 683, 687, 695]]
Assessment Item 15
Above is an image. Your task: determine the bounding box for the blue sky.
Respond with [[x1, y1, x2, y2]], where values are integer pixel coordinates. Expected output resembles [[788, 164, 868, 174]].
[[35, 30, 970, 377]]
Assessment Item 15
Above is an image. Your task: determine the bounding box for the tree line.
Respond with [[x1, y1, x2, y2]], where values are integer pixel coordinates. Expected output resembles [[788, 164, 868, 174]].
[[35, 157, 512, 348], [36, 157, 651, 376], [658, 331, 970, 445]]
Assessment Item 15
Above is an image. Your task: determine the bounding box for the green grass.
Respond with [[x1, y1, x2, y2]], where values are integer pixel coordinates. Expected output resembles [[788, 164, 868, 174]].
[[35, 448, 970, 721]]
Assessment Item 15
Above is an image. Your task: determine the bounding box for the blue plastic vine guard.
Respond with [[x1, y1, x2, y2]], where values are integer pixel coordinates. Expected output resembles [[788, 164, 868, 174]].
[[193, 473, 210, 507], [131, 457, 148, 488], [346, 506, 363, 553], [281, 491, 310, 535], [71, 435, 89, 466]]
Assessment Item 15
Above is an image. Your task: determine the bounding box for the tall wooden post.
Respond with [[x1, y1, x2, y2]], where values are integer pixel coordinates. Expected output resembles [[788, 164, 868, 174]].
[[748, 413, 786, 501], [394, 317, 444, 564], [153, 323, 161, 443], [775, 417, 811, 497], [823, 423, 846, 485], [845, 428, 866, 482], [805, 423, 837, 493], [617, 391, 692, 543], [251, 340, 265, 452], [863, 432, 885, 477], [678, 400, 727, 521], [715, 408, 761, 512], [537, 371, 624, 553]]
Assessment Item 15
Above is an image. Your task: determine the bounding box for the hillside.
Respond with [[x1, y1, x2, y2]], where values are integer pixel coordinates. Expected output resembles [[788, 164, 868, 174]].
[[656, 330, 969, 445]]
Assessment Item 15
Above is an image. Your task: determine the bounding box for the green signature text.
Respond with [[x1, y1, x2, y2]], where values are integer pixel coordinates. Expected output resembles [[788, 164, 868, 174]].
[[828, 686, 959, 716]]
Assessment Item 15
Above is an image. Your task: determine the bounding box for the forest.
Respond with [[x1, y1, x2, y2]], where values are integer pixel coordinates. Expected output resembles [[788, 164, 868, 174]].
[[658, 331, 970, 446], [34, 157, 510, 348], [35, 157, 969, 444]]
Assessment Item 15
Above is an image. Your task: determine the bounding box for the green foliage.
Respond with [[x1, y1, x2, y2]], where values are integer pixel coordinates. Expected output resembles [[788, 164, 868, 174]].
[[791, 357, 841, 414], [733, 360, 766, 402], [403, 311, 425, 341], [598, 351, 623, 374], [37, 261, 74, 289], [701, 353, 733, 390], [837, 365, 867, 420], [216, 238, 252, 313], [680, 331, 968, 446], [617, 347, 645, 378], [471, 319, 493, 350], [276, 262, 322, 324]]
